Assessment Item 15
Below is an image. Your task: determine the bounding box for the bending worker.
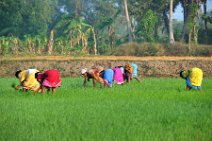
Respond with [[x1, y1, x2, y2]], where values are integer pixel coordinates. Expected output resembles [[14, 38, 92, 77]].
[[180, 67, 203, 91]]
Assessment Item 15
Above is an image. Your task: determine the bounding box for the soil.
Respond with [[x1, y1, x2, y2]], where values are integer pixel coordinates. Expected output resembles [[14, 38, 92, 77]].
[[0, 56, 211, 77]]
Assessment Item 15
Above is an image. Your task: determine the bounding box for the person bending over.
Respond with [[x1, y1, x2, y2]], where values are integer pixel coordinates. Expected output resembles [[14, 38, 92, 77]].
[[35, 69, 61, 95], [180, 67, 203, 91], [15, 69, 40, 94], [100, 69, 114, 87], [113, 67, 124, 84], [81, 67, 104, 87]]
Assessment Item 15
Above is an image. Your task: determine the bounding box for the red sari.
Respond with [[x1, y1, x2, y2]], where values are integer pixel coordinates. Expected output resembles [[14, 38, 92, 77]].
[[42, 69, 61, 87]]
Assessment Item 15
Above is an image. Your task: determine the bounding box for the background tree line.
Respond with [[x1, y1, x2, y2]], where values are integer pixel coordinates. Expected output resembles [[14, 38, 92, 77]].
[[0, 0, 212, 56]]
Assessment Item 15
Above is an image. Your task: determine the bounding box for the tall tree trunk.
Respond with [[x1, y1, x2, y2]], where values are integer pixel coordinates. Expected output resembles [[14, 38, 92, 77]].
[[92, 28, 97, 55], [163, 10, 169, 35], [46, 30, 54, 55], [181, 0, 188, 42], [203, 0, 207, 31], [203, 0, 208, 43], [181, 0, 200, 45], [108, 25, 116, 51], [169, 0, 175, 44], [123, 0, 133, 42]]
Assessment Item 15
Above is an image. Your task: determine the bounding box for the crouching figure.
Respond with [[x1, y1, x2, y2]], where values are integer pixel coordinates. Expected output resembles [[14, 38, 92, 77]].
[[15, 69, 40, 94], [180, 67, 203, 91], [35, 69, 61, 95]]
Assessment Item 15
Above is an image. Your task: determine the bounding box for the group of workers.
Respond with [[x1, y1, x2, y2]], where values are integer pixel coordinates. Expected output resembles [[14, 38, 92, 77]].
[[14, 64, 203, 95], [81, 63, 141, 88], [15, 69, 61, 95]]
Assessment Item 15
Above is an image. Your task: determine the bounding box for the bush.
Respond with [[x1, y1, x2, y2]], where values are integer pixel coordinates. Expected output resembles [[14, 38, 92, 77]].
[[191, 45, 212, 56], [113, 42, 212, 57], [136, 43, 165, 56], [113, 42, 139, 56], [164, 42, 190, 56], [113, 42, 165, 56]]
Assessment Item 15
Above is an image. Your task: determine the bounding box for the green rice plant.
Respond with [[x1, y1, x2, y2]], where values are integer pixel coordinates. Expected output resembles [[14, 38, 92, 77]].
[[0, 77, 212, 141]]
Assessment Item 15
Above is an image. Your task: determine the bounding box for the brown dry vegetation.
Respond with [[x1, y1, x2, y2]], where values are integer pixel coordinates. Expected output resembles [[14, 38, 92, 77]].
[[112, 42, 212, 57], [0, 56, 212, 61], [0, 56, 212, 77]]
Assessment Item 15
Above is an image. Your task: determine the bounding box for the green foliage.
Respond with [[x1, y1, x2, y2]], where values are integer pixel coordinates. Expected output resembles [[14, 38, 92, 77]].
[[54, 16, 94, 52], [0, 77, 212, 141], [0, 36, 10, 55], [0, 0, 57, 38], [173, 20, 183, 41], [0, 0, 212, 54], [140, 10, 158, 42], [198, 27, 212, 44]]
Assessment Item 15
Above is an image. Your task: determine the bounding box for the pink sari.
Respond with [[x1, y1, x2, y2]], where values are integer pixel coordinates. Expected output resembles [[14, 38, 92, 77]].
[[113, 68, 124, 84]]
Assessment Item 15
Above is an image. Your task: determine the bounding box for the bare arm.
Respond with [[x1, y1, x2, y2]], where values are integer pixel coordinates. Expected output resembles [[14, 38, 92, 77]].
[[16, 81, 24, 90]]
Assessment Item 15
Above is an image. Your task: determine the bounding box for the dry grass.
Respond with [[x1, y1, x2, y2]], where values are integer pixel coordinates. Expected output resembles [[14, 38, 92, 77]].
[[0, 56, 212, 61]]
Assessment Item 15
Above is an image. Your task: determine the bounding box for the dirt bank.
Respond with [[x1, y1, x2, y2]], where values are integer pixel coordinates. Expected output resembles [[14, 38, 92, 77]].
[[0, 56, 211, 77]]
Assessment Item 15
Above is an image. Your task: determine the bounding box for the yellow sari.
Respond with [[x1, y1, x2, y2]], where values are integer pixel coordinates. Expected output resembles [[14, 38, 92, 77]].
[[189, 68, 203, 86], [19, 69, 40, 91]]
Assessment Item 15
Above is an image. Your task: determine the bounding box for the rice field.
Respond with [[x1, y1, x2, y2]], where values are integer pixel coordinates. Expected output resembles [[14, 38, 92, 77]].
[[0, 77, 212, 141]]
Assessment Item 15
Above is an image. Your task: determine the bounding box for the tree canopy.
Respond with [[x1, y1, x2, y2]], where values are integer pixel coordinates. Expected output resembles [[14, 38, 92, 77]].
[[0, 0, 212, 55]]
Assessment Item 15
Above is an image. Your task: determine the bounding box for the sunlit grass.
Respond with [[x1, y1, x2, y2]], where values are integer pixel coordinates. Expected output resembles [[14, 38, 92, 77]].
[[0, 77, 212, 141]]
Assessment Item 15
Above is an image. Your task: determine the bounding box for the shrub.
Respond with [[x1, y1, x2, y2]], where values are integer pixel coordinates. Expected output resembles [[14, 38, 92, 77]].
[[165, 42, 190, 56], [113, 42, 139, 56], [191, 45, 212, 56], [113, 42, 165, 56], [136, 43, 165, 56]]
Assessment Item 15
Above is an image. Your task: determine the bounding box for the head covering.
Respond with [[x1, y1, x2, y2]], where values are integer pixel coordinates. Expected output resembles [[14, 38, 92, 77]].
[[81, 68, 87, 74], [180, 70, 189, 79], [125, 64, 133, 74]]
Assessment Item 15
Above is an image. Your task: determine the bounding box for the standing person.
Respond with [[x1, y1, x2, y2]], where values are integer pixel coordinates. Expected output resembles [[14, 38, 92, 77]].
[[15, 69, 40, 93], [113, 67, 124, 84], [180, 67, 203, 91], [35, 69, 61, 94], [81, 67, 104, 87], [100, 69, 114, 87]]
